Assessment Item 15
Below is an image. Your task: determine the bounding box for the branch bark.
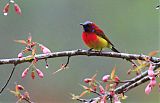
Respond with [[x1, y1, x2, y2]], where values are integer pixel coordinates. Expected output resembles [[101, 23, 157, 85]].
[[0, 49, 159, 65]]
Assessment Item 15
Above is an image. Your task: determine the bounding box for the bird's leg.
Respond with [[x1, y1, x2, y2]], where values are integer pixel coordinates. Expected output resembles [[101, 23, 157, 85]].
[[98, 48, 103, 54], [87, 48, 93, 56], [88, 48, 93, 51]]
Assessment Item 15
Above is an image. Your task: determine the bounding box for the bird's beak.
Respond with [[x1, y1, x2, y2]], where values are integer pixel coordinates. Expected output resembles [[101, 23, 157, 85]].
[[80, 23, 84, 26]]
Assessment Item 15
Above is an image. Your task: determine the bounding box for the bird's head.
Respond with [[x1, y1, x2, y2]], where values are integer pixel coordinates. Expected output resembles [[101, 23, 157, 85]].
[[80, 21, 94, 32]]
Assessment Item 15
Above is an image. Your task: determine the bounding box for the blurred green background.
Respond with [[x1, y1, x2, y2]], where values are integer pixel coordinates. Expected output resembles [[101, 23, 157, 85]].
[[0, 0, 159, 103]]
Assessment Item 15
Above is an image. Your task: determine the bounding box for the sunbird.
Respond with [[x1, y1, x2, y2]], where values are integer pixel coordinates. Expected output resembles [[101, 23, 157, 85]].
[[80, 21, 137, 67]]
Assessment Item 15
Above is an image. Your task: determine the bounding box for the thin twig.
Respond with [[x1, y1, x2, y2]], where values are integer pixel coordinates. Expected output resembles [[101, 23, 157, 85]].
[[23, 98, 33, 103], [0, 64, 16, 94], [63, 56, 70, 68], [91, 90, 102, 96]]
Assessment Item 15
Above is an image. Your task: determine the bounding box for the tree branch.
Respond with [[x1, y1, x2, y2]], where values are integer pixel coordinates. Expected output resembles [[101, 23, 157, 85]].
[[0, 49, 159, 65], [76, 63, 160, 103], [0, 49, 160, 102], [0, 64, 16, 94]]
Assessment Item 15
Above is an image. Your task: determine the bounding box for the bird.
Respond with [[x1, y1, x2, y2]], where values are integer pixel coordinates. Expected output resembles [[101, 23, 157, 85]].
[[80, 21, 137, 67], [80, 21, 119, 52]]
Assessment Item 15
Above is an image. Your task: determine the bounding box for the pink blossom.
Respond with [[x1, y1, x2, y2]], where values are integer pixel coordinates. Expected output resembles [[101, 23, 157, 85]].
[[22, 68, 29, 78], [102, 75, 110, 82], [145, 84, 152, 95], [36, 69, 44, 78], [18, 52, 23, 58]]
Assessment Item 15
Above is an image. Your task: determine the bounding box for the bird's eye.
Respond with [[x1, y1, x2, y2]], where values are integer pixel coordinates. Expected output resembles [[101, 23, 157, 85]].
[[86, 24, 91, 27]]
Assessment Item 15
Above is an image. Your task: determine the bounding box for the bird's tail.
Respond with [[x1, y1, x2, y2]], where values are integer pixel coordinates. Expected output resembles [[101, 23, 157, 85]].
[[111, 46, 120, 53], [111, 46, 137, 67]]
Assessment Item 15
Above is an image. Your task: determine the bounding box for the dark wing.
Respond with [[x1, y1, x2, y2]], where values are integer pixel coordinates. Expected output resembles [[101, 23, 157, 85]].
[[94, 28, 114, 47], [92, 24, 120, 53]]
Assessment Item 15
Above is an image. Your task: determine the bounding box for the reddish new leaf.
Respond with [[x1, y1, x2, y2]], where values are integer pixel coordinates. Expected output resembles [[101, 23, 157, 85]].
[[111, 66, 116, 80], [148, 50, 160, 56], [3, 3, 10, 16], [14, 3, 22, 15], [14, 40, 27, 45]]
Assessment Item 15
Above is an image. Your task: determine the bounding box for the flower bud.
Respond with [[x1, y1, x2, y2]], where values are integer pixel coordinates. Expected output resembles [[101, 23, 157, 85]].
[[149, 77, 156, 87], [21, 68, 29, 78], [114, 76, 120, 82], [16, 85, 24, 90], [99, 85, 105, 94], [148, 69, 155, 78], [84, 78, 92, 83], [145, 84, 152, 95], [36, 69, 44, 78], [43, 47, 51, 54], [109, 90, 115, 96], [102, 75, 110, 82], [39, 44, 51, 54], [18, 52, 23, 58]]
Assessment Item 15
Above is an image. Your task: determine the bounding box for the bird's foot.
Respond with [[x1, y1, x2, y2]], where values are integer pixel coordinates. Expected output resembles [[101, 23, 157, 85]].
[[98, 49, 103, 55], [87, 48, 93, 56]]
